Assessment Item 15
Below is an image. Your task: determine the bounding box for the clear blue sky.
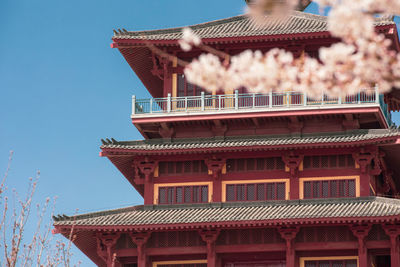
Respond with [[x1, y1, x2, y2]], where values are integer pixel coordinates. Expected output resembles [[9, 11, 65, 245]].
[[0, 1, 399, 265]]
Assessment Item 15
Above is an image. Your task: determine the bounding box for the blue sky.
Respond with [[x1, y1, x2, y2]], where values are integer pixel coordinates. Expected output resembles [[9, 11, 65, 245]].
[[0, 1, 399, 265]]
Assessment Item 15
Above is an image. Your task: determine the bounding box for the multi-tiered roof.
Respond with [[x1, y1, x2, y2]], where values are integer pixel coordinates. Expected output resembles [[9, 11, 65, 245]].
[[54, 9, 400, 267]]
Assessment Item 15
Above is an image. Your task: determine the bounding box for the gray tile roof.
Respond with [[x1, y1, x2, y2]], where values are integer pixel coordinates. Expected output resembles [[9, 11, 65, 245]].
[[100, 129, 400, 153], [112, 12, 394, 40], [54, 197, 400, 230]]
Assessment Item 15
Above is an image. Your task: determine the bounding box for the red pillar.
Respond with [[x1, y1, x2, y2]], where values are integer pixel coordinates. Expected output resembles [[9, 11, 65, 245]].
[[278, 226, 299, 267], [282, 153, 303, 200], [290, 176, 299, 199], [134, 159, 158, 205], [213, 178, 222, 202], [383, 225, 400, 267], [205, 158, 226, 203], [130, 232, 151, 267], [350, 224, 371, 267], [353, 150, 375, 197], [200, 229, 220, 267], [359, 173, 371, 197], [144, 177, 154, 205]]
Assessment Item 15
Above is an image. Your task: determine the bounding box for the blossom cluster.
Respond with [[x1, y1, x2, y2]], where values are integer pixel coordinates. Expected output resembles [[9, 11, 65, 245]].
[[181, 0, 400, 97]]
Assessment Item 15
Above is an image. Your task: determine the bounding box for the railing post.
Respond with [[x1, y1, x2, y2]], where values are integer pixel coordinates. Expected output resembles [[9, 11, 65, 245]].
[[132, 95, 136, 115], [286, 91, 290, 107], [167, 93, 171, 113], [375, 85, 379, 103], [149, 98, 153, 114], [252, 93, 256, 108], [303, 92, 307, 106], [358, 90, 361, 104], [321, 91, 324, 106], [269, 90, 273, 108], [218, 95, 221, 111], [235, 90, 239, 110], [185, 97, 188, 112], [201, 91, 205, 111], [338, 91, 342, 105]]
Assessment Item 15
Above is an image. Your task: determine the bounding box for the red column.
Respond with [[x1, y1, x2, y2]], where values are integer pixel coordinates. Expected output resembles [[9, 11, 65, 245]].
[[359, 173, 371, 197], [278, 226, 299, 267], [134, 159, 158, 205], [130, 232, 151, 267], [200, 229, 220, 267], [383, 225, 400, 267], [205, 158, 226, 203], [350, 224, 371, 267], [144, 177, 154, 205], [353, 150, 375, 197], [290, 176, 299, 199], [213, 179, 222, 202], [282, 153, 303, 200]]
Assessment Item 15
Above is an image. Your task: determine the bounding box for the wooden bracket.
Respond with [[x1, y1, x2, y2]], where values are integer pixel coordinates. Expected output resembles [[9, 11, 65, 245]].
[[350, 224, 371, 254], [352, 148, 377, 174], [282, 152, 303, 176], [96, 232, 121, 266], [199, 229, 220, 257], [159, 122, 175, 139], [278, 226, 299, 255], [133, 157, 158, 182], [205, 157, 226, 179]]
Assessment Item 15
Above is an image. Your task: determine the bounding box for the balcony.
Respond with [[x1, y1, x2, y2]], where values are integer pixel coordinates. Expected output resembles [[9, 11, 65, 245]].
[[132, 88, 393, 127]]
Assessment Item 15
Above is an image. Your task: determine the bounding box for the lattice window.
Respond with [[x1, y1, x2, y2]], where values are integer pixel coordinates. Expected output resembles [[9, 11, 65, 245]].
[[227, 157, 285, 172], [216, 228, 284, 245], [115, 234, 136, 249], [296, 226, 357, 243], [147, 231, 205, 248], [303, 179, 356, 199], [367, 224, 390, 241], [158, 185, 208, 204], [158, 160, 207, 175], [226, 182, 285, 202], [304, 260, 357, 267], [303, 155, 354, 169], [158, 264, 207, 267]]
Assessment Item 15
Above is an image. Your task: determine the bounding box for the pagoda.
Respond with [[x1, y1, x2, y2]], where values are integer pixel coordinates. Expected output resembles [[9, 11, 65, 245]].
[[54, 4, 400, 267]]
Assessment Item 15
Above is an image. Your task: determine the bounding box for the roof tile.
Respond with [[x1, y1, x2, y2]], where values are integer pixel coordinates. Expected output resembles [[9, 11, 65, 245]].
[[54, 197, 400, 230], [113, 12, 394, 41]]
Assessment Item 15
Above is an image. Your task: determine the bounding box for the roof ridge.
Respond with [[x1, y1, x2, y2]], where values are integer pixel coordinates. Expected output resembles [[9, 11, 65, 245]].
[[121, 14, 247, 36]]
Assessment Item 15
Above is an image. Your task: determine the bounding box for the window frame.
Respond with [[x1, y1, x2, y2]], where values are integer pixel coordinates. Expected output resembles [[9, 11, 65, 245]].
[[222, 179, 289, 202], [299, 256, 359, 267], [299, 176, 360, 200], [154, 182, 212, 205], [152, 260, 208, 267]]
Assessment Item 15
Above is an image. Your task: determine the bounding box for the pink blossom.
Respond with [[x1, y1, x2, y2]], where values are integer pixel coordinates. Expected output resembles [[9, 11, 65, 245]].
[[178, 27, 202, 51]]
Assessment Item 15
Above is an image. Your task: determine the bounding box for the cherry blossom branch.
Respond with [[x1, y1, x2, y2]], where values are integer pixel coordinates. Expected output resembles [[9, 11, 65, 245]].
[[181, 0, 400, 97]]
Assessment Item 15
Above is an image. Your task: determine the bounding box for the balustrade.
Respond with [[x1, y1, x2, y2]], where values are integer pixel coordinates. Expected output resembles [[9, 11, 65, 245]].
[[132, 87, 393, 126]]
